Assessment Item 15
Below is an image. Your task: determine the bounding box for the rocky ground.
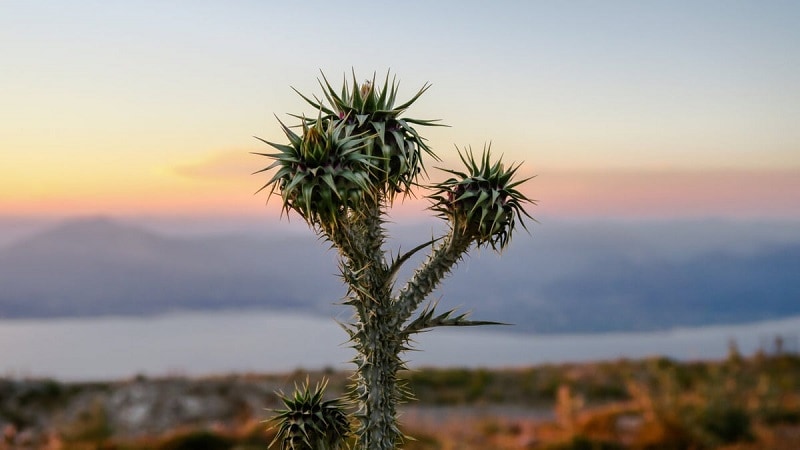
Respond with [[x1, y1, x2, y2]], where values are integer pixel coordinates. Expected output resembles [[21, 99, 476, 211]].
[[2, 354, 798, 449], [0, 373, 294, 448]]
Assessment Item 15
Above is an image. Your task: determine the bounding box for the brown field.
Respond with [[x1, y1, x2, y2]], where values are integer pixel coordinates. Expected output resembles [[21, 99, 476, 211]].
[[2, 347, 798, 449]]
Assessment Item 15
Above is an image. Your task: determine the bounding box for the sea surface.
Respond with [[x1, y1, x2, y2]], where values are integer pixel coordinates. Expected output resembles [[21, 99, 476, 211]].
[[1, 310, 798, 381]]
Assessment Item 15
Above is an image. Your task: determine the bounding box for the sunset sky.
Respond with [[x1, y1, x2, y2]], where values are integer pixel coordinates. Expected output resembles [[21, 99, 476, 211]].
[[2, 1, 798, 221]]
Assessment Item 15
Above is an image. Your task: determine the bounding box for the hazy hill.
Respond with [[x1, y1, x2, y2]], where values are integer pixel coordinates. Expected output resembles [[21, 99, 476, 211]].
[[1, 217, 799, 333], [0, 217, 341, 318]]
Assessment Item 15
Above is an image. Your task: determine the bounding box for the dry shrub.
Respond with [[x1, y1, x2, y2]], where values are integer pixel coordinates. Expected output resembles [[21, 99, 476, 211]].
[[544, 435, 624, 450], [402, 431, 443, 450], [155, 430, 233, 450], [630, 415, 700, 450], [574, 407, 631, 443]]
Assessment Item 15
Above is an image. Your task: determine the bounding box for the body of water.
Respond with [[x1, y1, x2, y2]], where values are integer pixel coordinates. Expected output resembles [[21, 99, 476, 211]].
[[1, 310, 798, 381]]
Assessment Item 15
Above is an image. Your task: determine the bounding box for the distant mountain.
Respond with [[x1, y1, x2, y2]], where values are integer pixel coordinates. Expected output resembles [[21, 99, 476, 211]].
[[1, 217, 799, 333], [415, 220, 800, 333], [0, 217, 341, 318], [534, 243, 800, 332]]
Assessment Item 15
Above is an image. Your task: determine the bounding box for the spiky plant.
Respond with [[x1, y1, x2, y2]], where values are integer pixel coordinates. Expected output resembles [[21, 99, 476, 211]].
[[256, 71, 533, 450], [269, 378, 351, 450], [292, 70, 441, 198], [253, 114, 375, 230], [430, 145, 534, 251]]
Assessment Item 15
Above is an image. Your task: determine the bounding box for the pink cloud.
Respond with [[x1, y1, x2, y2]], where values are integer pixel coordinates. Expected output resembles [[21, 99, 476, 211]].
[[535, 169, 800, 219], [173, 150, 263, 182]]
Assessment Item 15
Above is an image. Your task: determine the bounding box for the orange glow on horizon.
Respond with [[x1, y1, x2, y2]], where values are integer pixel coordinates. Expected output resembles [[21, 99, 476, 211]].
[[537, 169, 800, 219], [2, 166, 799, 220]]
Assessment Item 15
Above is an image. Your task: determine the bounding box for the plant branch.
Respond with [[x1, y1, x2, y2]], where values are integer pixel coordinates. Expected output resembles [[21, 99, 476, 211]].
[[393, 227, 473, 326], [403, 300, 508, 336]]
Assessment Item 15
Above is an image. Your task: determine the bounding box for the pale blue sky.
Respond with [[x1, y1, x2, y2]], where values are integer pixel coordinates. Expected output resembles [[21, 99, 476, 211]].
[[1, 1, 798, 217]]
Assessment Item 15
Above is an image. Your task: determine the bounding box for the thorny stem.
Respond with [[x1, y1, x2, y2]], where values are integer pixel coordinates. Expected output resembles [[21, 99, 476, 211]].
[[322, 206, 477, 450], [351, 203, 404, 449], [394, 228, 473, 327], [325, 201, 406, 449]]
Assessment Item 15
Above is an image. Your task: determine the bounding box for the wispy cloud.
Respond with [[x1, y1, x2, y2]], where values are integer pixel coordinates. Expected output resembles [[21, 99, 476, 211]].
[[172, 150, 260, 183]]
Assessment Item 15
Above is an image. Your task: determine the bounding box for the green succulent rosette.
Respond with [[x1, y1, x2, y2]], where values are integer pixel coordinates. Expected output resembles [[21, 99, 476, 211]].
[[269, 379, 351, 450], [293, 70, 443, 199], [254, 114, 375, 228], [430, 145, 534, 250]]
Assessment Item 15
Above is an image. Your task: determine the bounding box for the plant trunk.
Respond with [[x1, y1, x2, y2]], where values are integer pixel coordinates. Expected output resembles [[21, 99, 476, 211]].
[[354, 305, 403, 449], [330, 205, 404, 449]]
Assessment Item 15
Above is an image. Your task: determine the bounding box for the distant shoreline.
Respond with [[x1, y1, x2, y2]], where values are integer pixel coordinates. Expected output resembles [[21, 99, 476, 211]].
[[2, 310, 799, 382]]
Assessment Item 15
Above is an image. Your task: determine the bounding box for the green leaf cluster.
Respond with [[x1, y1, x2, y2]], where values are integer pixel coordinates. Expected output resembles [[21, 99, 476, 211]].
[[269, 378, 351, 450], [430, 145, 534, 251], [254, 115, 374, 228], [294, 71, 442, 197], [255, 71, 442, 231]]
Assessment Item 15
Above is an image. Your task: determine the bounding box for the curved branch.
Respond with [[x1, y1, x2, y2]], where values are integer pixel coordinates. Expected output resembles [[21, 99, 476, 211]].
[[394, 228, 473, 325]]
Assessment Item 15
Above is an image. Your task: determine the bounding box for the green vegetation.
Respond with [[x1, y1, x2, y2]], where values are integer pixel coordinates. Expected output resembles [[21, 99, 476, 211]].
[[402, 362, 638, 407], [269, 379, 351, 450]]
